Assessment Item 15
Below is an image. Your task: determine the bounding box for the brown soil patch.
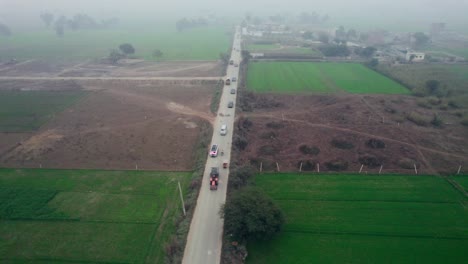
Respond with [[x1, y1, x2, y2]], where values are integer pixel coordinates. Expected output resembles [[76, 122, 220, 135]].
[[235, 93, 468, 174], [0, 80, 217, 170]]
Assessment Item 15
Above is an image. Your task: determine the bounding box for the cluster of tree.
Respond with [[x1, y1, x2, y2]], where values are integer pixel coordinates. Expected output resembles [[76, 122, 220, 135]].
[[40, 12, 119, 37], [318, 44, 350, 57], [355, 46, 376, 58], [220, 188, 284, 242], [108, 43, 135, 64], [335, 26, 358, 43], [412, 32, 430, 48], [0, 23, 12, 36], [175, 17, 209, 32], [298, 12, 329, 24]]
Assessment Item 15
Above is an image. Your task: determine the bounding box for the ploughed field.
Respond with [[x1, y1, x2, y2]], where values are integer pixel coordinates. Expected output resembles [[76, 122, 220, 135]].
[[246, 173, 468, 264], [0, 168, 191, 263], [235, 93, 468, 174], [247, 62, 409, 94], [0, 79, 217, 170]]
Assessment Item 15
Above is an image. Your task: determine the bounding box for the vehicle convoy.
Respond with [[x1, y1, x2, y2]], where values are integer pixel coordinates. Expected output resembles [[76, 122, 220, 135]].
[[209, 167, 219, 190], [225, 78, 231, 85], [210, 144, 219, 157]]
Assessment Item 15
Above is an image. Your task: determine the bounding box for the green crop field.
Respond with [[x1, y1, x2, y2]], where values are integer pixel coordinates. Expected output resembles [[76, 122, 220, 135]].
[[0, 168, 191, 263], [246, 44, 321, 56], [247, 62, 410, 94], [0, 27, 230, 61], [0, 90, 87, 132], [247, 173, 468, 264], [452, 175, 468, 190]]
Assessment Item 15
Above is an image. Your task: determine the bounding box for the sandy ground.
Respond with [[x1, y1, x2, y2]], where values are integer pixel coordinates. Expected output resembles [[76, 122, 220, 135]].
[[235, 93, 468, 175], [0, 80, 218, 170]]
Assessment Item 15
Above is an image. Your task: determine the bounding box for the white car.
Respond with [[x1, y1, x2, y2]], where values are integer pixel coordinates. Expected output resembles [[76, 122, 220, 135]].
[[220, 124, 227, 136], [232, 77, 237, 82]]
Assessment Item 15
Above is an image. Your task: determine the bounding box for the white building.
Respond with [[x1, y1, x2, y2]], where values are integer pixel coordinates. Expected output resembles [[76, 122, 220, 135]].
[[406, 52, 425, 62]]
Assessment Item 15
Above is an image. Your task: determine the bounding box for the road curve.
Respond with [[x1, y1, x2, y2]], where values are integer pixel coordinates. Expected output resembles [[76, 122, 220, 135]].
[[182, 27, 242, 264]]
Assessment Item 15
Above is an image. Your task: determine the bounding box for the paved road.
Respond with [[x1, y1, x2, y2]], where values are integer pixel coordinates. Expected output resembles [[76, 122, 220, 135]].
[[182, 27, 242, 264], [0, 76, 220, 81]]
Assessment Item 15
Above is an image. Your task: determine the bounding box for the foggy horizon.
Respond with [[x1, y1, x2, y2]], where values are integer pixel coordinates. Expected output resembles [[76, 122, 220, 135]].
[[2, 0, 468, 32]]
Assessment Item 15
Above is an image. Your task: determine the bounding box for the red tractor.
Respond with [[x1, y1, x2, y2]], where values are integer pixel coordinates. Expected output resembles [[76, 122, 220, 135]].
[[210, 167, 219, 190]]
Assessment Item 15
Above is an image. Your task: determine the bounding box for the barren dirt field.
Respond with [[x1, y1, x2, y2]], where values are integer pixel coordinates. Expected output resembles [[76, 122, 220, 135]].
[[0, 59, 223, 77], [235, 93, 468, 174], [0, 79, 217, 170]]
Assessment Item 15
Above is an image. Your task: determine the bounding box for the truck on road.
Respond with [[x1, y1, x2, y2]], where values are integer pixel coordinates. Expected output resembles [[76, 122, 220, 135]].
[[209, 167, 219, 190]]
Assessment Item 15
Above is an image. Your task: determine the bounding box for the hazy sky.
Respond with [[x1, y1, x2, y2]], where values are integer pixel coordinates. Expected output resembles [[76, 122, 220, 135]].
[[1, 0, 468, 31]]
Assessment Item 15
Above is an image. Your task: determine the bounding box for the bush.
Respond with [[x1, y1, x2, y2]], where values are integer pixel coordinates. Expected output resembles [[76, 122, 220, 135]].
[[260, 131, 277, 139], [221, 188, 284, 242], [330, 139, 354, 149], [366, 138, 386, 149], [229, 165, 255, 190], [233, 135, 248, 150], [258, 145, 279, 156], [398, 158, 419, 169], [325, 159, 349, 171], [461, 118, 468, 126], [298, 145, 320, 155], [298, 160, 316, 171], [358, 155, 382, 168], [430, 114, 443, 127], [266, 121, 285, 129], [406, 111, 430, 126]]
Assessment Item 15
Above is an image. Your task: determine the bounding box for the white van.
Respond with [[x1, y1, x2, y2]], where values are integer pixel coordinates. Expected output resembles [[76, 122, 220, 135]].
[[220, 124, 227, 136]]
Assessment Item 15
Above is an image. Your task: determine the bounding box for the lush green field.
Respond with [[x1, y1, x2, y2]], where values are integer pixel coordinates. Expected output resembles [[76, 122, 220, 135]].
[[0, 90, 87, 132], [247, 62, 410, 94], [452, 175, 468, 190], [247, 173, 468, 264], [0, 27, 230, 61], [246, 44, 321, 56], [0, 168, 191, 263]]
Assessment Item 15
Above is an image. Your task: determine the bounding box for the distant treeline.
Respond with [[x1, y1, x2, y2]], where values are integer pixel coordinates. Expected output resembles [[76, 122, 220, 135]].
[[175, 17, 210, 32], [0, 23, 12, 36], [40, 12, 120, 37]]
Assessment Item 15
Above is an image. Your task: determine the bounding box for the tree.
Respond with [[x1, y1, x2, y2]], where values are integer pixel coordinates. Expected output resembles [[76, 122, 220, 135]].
[[0, 23, 12, 36], [318, 32, 329, 44], [54, 16, 67, 37], [426, 80, 440, 95], [302, 31, 314, 40], [119, 43, 135, 55], [366, 58, 379, 68], [335, 26, 346, 41], [219, 52, 229, 65], [220, 188, 284, 242], [357, 46, 376, 58], [413, 32, 430, 47], [108, 49, 124, 64], [152, 49, 163, 58], [40, 12, 54, 27], [318, 44, 350, 57]]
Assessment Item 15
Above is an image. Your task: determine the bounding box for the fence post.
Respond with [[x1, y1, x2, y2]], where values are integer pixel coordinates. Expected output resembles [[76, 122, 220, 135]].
[[276, 162, 280, 172], [260, 162, 263, 172], [379, 165, 383, 174], [317, 163, 320, 173], [457, 165, 462, 175], [359, 164, 364, 173], [178, 181, 186, 216], [299, 162, 303, 172], [414, 164, 418, 175]]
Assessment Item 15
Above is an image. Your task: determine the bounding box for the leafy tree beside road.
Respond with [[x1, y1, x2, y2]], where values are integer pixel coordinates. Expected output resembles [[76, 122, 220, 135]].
[[221, 188, 284, 242]]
